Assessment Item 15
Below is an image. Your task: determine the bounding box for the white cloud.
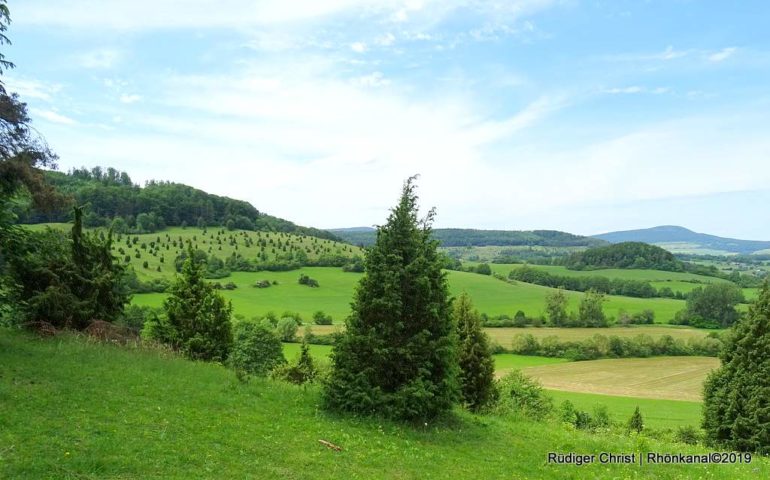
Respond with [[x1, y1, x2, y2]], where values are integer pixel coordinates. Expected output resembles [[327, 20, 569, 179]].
[[30, 108, 77, 125], [16, 0, 560, 31], [3, 76, 62, 101], [78, 48, 122, 69], [351, 72, 390, 87], [707, 47, 737, 63], [119, 94, 142, 104], [603, 86, 669, 95], [350, 42, 367, 53]]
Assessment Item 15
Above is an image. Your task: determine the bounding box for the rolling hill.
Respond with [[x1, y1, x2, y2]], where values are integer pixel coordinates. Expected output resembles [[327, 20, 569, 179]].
[[330, 227, 607, 248], [594, 225, 770, 255]]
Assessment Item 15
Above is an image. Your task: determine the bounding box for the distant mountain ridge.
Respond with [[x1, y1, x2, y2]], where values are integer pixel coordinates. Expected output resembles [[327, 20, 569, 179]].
[[593, 225, 770, 255], [329, 227, 607, 248]]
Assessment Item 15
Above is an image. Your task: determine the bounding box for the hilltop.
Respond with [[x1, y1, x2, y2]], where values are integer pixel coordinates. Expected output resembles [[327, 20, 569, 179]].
[[330, 227, 606, 248], [14, 167, 340, 242], [594, 225, 770, 255]]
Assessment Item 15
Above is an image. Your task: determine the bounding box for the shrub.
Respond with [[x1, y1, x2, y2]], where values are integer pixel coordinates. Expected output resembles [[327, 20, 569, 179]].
[[272, 339, 317, 385], [312, 310, 333, 325], [455, 293, 498, 412], [253, 280, 271, 288], [496, 370, 553, 420], [298, 274, 319, 287], [230, 321, 286, 378], [276, 317, 298, 342], [675, 425, 701, 445], [627, 406, 644, 433]]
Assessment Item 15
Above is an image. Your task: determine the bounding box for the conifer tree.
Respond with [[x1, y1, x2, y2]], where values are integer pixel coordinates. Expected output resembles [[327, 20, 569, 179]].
[[323, 177, 458, 420], [702, 281, 770, 453], [455, 292, 497, 412], [150, 243, 233, 361], [627, 406, 644, 433]]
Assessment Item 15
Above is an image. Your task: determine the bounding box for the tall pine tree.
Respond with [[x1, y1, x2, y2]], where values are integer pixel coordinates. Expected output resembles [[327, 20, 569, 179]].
[[455, 292, 497, 412], [702, 281, 770, 453], [323, 177, 458, 421]]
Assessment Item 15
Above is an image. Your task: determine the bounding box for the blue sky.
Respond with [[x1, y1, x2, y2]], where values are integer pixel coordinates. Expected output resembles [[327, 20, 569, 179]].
[[5, 0, 770, 238]]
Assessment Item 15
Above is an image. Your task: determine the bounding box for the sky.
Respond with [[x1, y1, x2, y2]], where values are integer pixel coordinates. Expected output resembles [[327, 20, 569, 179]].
[[4, 0, 770, 239]]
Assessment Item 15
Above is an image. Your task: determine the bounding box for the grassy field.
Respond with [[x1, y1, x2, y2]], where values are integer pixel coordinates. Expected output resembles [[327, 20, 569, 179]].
[[546, 390, 702, 430], [522, 357, 719, 402], [475, 262, 732, 295], [283, 344, 705, 429], [23, 225, 363, 281], [132, 268, 691, 323], [2, 330, 763, 479]]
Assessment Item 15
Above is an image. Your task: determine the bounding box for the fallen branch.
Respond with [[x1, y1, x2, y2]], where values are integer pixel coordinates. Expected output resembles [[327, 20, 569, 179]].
[[318, 439, 342, 452]]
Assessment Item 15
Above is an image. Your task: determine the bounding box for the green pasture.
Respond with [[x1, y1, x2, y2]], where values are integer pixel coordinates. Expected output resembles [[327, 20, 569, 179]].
[[545, 390, 702, 430], [5, 330, 764, 479], [132, 267, 690, 323]]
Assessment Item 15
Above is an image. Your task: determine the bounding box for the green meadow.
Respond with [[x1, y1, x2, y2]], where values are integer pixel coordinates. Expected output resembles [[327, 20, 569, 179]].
[[133, 267, 690, 322], [3, 330, 763, 479]]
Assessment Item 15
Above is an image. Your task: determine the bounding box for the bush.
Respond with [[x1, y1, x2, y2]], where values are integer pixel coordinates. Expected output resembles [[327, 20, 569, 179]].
[[253, 280, 271, 288], [117, 305, 161, 333], [272, 339, 317, 384], [496, 370, 553, 420], [298, 274, 319, 288], [230, 321, 286, 378], [675, 425, 701, 445], [276, 317, 298, 342], [312, 310, 333, 325]]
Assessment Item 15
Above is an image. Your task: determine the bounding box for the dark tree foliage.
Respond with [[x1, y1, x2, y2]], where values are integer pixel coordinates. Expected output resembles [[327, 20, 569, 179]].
[[230, 320, 286, 377], [455, 292, 498, 412], [565, 242, 683, 271], [702, 282, 770, 453], [673, 283, 745, 328], [578, 290, 608, 327], [0, 1, 60, 215], [146, 244, 233, 362], [323, 177, 458, 421], [510, 265, 659, 298], [4, 206, 129, 329], [15, 168, 340, 241], [544, 288, 568, 327], [330, 227, 606, 248]]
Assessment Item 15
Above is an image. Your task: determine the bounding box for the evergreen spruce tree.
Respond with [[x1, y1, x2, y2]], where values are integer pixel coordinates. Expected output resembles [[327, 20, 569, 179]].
[[455, 292, 498, 412], [627, 406, 644, 433], [323, 177, 458, 421], [153, 243, 233, 362], [702, 281, 770, 453]]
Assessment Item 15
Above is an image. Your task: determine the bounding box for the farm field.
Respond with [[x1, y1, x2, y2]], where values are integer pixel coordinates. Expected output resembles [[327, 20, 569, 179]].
[[522, 357, 719, 402], [132, 267, 691, 322], [5, 330, 763, 479], [300, 324, 717, 345], [545, 390, 702, 430]]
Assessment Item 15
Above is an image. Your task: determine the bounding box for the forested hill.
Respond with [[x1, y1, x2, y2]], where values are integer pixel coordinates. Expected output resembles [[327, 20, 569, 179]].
[[564, 242, 684, 271], [593, 225, 770, 255], [329, 227, 607, 248], [15, 167, 340, 241]]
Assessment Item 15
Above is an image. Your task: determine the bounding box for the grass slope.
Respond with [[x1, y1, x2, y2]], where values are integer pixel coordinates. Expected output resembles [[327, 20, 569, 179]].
[[2, 331, 764, 479], [24, 225, 362, 281]]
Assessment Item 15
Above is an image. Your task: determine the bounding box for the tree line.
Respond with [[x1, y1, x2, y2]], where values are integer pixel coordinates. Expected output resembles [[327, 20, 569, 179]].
[[14, 168, 341, 241]]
